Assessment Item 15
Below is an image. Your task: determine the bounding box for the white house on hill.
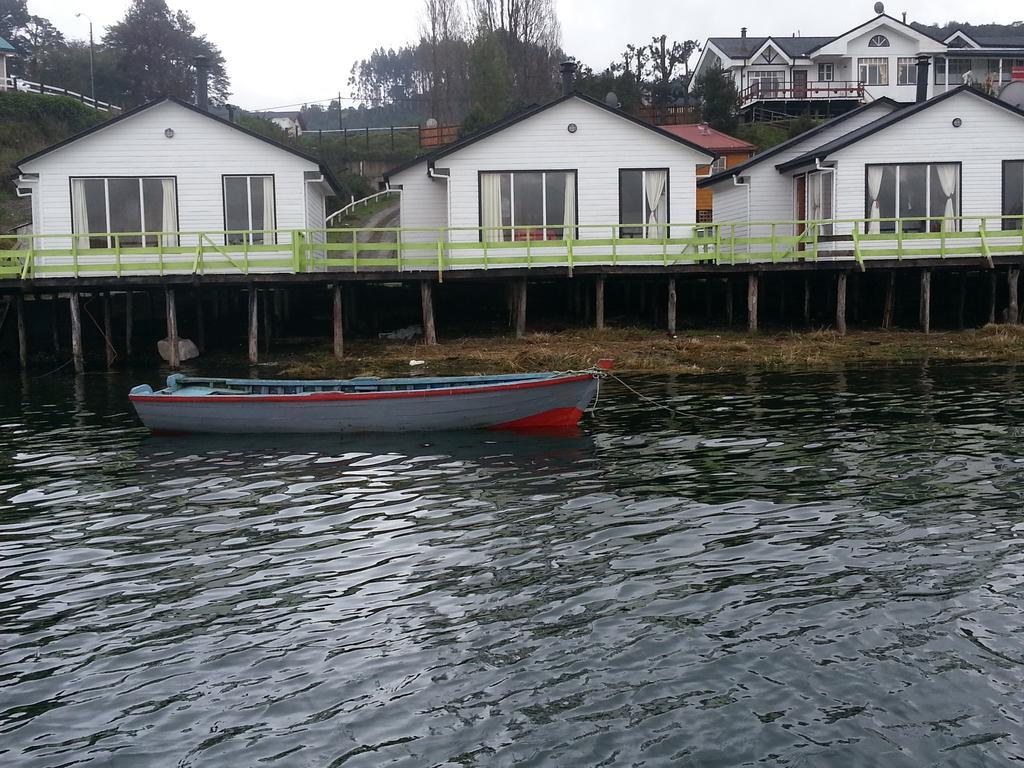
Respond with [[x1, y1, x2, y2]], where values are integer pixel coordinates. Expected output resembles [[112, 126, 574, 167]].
[[15, 97, 338, 271], [384, 91, 715, 249]]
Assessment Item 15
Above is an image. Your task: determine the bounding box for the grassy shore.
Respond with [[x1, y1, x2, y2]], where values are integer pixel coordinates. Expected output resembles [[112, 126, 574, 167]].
[[276, 325, 1024, 378]]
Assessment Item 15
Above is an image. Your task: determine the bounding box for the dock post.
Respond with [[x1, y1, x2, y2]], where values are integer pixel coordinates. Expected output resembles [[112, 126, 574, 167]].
[[69, 291, 84, 374], [103, 292, 115, 368], [1008, 267, 1020, 325], [595, 276, 606, 331], [420, 281, 437, 345], [16, 293, 27, 368], [803, 276, 811, 326], [747, 273, 759, 332], [725, 279, 734, 326], [125, 292, 134, 358], [667, 278, 677, 335], [989, 272, 998, 325], [248, 286, 259, 364], [514, 279, 527, 338], [165, 287, 180, 369], [333, 283, 345, 357], [919, 269, 931, 334], [261, 289, 272, 352], [835, 272, 847, 335], [195, 288, 206, 353], [957, 273, 967, 329], [882, 271, 895, 329]]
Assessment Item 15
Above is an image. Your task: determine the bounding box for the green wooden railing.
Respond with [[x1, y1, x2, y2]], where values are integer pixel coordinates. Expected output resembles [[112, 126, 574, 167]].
[[1, 216, 1023, 281]]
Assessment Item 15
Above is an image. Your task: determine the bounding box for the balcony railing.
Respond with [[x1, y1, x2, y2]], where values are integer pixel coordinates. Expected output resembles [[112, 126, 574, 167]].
[[741, 80, 865, 105], [0, 76, 122, 112], [1, 216, 1022, 281]]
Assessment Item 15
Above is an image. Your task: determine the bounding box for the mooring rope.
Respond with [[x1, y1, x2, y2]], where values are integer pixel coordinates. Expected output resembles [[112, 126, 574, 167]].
[[607, 372, 692, 419]]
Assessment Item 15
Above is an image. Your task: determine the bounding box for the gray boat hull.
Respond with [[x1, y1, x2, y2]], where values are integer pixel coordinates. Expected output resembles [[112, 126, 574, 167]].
[[130, 374, 601, 434]]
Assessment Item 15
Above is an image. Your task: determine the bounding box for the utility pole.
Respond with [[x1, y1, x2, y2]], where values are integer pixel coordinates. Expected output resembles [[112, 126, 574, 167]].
[[76, 13, 95, 107]]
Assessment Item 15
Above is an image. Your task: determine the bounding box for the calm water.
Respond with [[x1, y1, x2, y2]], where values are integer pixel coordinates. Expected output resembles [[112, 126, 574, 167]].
[[2, 364, 1024, 767]]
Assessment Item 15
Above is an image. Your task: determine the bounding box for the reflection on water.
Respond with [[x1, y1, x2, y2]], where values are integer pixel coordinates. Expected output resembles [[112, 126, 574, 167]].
[[1, 364, 1023, 766]]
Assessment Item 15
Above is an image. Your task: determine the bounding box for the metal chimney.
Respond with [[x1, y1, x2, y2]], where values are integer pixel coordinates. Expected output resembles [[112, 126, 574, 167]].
[[741, 27, 747, 39], [194, 54, 210, 111], [560, 60, 577, 96], [915, 54, 930, 102]]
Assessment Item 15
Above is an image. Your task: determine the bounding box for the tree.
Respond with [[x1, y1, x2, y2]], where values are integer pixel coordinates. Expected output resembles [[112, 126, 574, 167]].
[[103, 0, 230, 106], [20, 16, 65, 80], [693, 65, 740, 133], [0, 0, 31, 48], [420, 0, 467, 122], [463, 31, 514, 132], [647, 35, 699, 104], [470, 0, 562, 105]]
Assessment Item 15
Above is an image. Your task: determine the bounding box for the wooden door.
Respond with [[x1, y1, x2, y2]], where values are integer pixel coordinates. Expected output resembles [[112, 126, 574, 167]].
[[793, 70, 808, 98], [795, 175, 807, 250]]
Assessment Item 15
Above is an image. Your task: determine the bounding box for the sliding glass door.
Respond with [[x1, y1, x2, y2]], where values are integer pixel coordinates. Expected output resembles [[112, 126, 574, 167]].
[[865, 163, 960, 233], [71, 177, 178, 248], [1004, 161, 1024, 230]]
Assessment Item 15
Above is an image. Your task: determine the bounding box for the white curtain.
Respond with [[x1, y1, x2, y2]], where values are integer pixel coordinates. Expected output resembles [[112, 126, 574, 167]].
[[867, 166, 884, 234], [935, 164, 958, 231], [70, 178, 92, 249], [262, 176, 276, 243], [645, 169, 668, 238], [562, 172, 575, 240], [480, 173, 503, 242], [160, 178, 177, 247]]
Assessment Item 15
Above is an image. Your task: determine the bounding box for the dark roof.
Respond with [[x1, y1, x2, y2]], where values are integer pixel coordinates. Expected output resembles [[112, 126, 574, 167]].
[[916, 22, 1024, 49], [707, 36, 833, 60], [17, 96, 341, 193], [384, 92, 717, 181], [697, 97, 900, 188], [775, 86, 1024, 172]]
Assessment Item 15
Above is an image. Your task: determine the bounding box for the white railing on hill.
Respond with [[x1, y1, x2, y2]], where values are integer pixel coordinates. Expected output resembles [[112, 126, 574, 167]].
[[326, 189, 400, 225], [1, 76, 121, 112]]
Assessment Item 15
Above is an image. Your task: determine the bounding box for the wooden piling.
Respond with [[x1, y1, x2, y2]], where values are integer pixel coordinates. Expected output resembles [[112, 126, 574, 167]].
[[882, 271, 895, 329], [165, 287, 180, 369], [802, 276, 811, 326], [667, 278, 677, 335], [420, 281, 437, 345], [103, 292, 115, 368], [989, 272, 998, 325], [261, 289, 272, 351], [195, 289, 206, 353], [69, 292, 84, 374], [51, 296, 60, 353], [595, 276, 605, 331], [248, 287, 259, 364], [125, 291, 134, 357], [513, 279, 527, 338], [1008, 267, 1020, 325], [16, 294, 27, 368], [725, 279, 734, 326], [747, 273, 759, 332], [957, 273, 967, 330], [919, 269, 931, 334], [835, 272, 847, 335], [333, 283, 345, 357]]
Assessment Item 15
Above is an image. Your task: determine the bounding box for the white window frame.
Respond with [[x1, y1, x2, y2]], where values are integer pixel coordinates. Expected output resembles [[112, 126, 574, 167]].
[[619, 168, 670, 239], [71, 176, 176, 248], [223, 174, 276, 245], [1003, 160, 1024, 231], [865, 162, 962, 233], [817, 63, 834, 82], [479, 170, 576, 242], [896, 57, 918, 86], [858, 57, 889, 86], [868, 34, 891, 48], [934, 57, 972, 85]]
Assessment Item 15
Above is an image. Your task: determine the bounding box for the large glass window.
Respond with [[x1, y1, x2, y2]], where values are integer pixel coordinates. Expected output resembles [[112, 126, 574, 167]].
[[858, 57, 889, 86], [934, 57, 972, 85], [71, 176, 177, 248], [619, 169, 669, 238], [897, 57, 918, 86], [865, 163, 960, 233], [479, 171, 576, 242], [1004, 161, 1024, 230], [748, 70, 785, 97], [804, 170, 835, 236], [224, 175, 276, 245]]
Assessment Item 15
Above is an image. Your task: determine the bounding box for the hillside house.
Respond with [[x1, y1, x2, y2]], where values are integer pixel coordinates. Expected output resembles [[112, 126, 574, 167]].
[[0, 35, 15, 89], [14, 96, 338, 274], [692, 9, 1024, 119], [659, 123, 755, 221], [262, 111, 305, 137]]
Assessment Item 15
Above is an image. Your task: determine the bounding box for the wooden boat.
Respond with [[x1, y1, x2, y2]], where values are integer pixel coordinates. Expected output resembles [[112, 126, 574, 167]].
[[129, 360, 612, 434]]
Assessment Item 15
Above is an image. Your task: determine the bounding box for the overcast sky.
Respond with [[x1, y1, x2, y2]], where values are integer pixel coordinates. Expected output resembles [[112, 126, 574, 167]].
[[28, 0, 1024, 110]]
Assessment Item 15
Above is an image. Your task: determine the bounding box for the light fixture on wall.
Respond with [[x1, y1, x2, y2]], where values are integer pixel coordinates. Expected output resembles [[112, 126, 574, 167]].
[[567, 123, 578, 133], [164, 128, 175, 138], [952, 118, 963, 127]]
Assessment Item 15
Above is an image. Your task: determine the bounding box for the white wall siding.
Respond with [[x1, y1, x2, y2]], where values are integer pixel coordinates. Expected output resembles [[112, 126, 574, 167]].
[[829, 91, 1024, 223], [391, 163, 448, 244], [440, 98, 709, 243], [22, 100, 320, 254]]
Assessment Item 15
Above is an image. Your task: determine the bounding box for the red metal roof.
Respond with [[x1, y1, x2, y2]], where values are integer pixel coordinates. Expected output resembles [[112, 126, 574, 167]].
[[660, 123, 755, 152]]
